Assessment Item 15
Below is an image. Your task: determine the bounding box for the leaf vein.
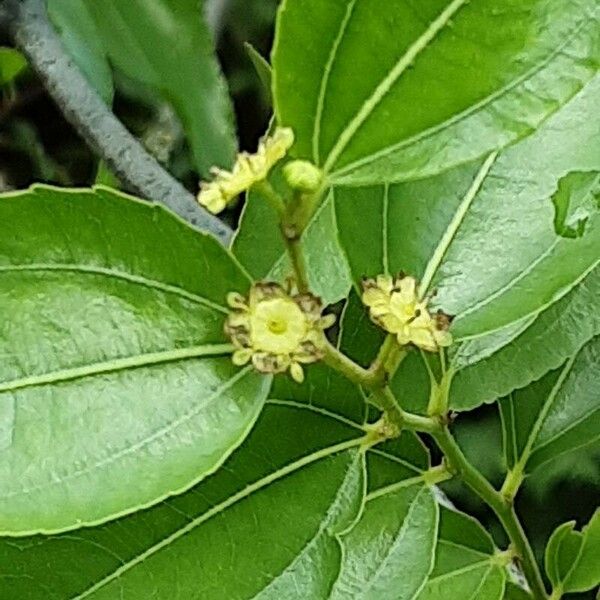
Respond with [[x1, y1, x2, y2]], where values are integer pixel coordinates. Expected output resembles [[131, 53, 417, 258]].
[[72, 439, 363, 599], [0, 264, 228, 314], [324, 0, 469, 172]]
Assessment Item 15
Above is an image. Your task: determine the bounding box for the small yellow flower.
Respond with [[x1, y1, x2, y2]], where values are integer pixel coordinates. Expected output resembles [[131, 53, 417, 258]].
[[198, 128, 294, 214], [362, 274, 453, 352], [225, 281, 335, 383]]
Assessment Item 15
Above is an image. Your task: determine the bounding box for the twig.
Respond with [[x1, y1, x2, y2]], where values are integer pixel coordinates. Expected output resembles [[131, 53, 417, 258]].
[[3, 0, 233, 244], [432, 427, 549, 600]]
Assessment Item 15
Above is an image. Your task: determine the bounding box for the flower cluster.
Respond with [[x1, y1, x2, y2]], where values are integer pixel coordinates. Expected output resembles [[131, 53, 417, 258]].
[[198, 128, 294, 214], [362, 274, 452, 352], [225, 282, 335, 383]]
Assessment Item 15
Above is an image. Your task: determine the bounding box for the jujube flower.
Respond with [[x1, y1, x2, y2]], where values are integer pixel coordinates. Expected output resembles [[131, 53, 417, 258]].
[[362, 274, 452, 352], [198, 127, 295, 214], [225, 281, 335, 383]]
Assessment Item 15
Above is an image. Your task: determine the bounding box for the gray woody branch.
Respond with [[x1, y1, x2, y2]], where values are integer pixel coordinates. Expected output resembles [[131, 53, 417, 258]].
[[1, 0, 233, 245]]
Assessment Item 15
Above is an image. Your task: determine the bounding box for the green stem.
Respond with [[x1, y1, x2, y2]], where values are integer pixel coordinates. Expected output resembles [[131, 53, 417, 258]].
[[432, 427, 548, 600], [253, 180, 313, 292], [500, 463, 525, 502], [285, 236, 310, 293], [370, 334, 406, 382], [322, 339, 385, 389], [427, 367, 455, 417], [548, 587, 562, 600], [253, 180, 286, 216]]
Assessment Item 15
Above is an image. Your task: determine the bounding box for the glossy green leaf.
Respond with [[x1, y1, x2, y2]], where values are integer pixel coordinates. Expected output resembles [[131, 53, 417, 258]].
[[552, 171, 600, 239], [0, 185, 268, 535], [451, 264, 600, 410], [0, 48, 27, 87], [233, 187, 352, 304], [273, 0, 599, 185], [0, 405, 363, 598], [563, 510, 600, 592], [0, 393, 436, 598], [330, 482, 438, 599], [335, 75, 600, 342], [47, 0, 114, 103], [545, 520, 575, 588], [544, 511, 600, 594], [416, 506, 506, 600], [81, 0, 236, 174], [498, 336, 600, 475], [245, 42, 272, 104]]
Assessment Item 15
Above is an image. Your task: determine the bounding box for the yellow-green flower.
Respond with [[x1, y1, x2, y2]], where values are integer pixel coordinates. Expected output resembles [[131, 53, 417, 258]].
[[362, 274, 452, 352], [225, 281, 335, 383], [198, 128, 294, 214]]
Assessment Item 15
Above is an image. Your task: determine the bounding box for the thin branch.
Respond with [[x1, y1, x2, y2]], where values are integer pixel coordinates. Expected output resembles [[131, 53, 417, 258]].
[[432, 427, 549, 600], [3, 0, 233, 244]]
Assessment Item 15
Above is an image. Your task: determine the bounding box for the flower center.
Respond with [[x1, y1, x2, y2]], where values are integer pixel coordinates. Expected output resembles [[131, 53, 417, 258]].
[[251, 298, 307, 354], [267, 318, 288, 335]]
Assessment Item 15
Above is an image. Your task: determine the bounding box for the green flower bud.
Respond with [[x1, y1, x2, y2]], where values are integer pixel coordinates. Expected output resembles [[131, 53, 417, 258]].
[[283, 160, 323, 193]]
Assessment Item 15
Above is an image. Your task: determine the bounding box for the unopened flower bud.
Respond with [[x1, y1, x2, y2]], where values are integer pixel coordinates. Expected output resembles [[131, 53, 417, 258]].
[[283, 160, 323, 193]]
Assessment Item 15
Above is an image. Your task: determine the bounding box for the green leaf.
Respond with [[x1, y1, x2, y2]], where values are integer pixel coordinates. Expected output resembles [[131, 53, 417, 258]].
[[545, 520, 576, 588], [47, 0, 114, 103], [330, 482, 438, 599], [563, 510, 600, 592], [416, 506, 506, 600], [335, 75, 600, 342], [0, 185, 268, 535], [552, 171, 600, 239], [272, 0, 599, 185], [0, 47, 27, 87], [503, 583, 531, 600], [244, 42, 272, 104], [233, 187, 352, 305], [498, 336, 600, 475], [544, 511, 600, 594], [81, 0, 236, 174], [0, 398, 435, 598], [337, 289, 385, 368], [451, 264, 600, 410]]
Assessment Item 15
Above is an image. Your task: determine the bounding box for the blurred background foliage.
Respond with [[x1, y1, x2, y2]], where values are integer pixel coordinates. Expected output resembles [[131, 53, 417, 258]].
[[0, 1, 597, 596]]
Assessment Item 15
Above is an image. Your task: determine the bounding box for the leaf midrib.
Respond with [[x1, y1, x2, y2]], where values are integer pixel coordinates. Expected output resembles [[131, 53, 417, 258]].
[[0, 343, 233, 394], [329, 10, 595, 181], [426, 558, 492, 584], [0, 263, 228, 314], [456, 256, 600, 342], [514, 354, 577, 473], [323, 0, 470, 172], [418, 152, 497, 298]]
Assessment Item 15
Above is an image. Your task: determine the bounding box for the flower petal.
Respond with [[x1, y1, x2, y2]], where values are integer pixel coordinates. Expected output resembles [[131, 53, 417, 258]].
[[290, 362, 305, 383]]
